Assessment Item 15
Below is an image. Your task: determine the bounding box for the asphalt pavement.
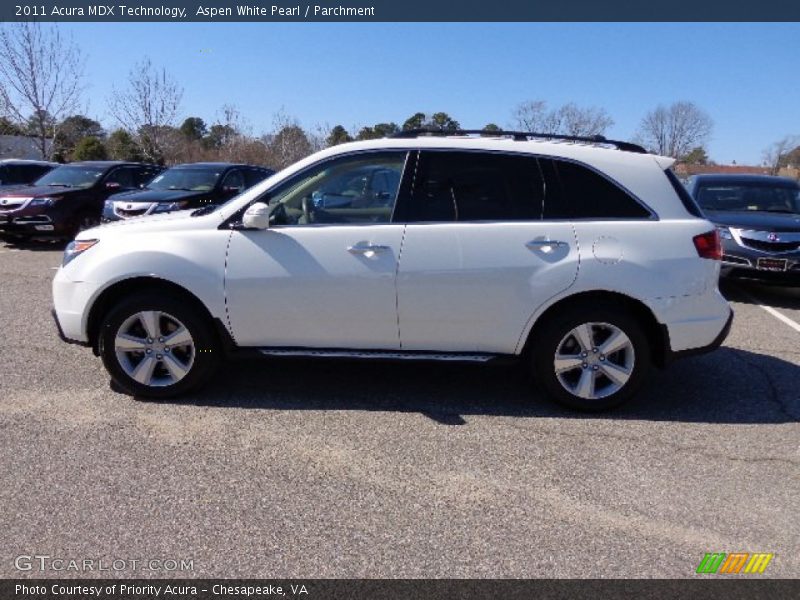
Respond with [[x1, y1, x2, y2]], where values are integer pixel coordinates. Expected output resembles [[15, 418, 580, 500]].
[[1, 242, 798, 578]]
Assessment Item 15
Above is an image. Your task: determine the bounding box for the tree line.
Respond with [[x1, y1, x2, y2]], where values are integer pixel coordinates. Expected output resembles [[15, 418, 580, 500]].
[[0, 22, 796, 172]]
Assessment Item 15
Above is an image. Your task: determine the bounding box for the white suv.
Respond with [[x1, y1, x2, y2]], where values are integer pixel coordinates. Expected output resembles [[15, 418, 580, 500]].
[[52, 131, 732, 411]]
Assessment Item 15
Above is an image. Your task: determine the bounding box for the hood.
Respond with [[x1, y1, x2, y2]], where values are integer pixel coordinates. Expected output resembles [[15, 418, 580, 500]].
[[0, 184, 83, 198], [78, 206, 223, 240], [108, 188, 208, 203], [704, 210, 800, 232]]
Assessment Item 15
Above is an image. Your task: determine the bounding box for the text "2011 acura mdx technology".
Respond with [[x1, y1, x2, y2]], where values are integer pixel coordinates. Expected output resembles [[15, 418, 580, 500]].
[[52, 130, 732, 411]]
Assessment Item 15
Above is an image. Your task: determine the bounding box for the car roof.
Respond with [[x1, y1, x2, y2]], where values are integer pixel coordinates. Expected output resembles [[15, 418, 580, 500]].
[[691, 173, 799, 186], [0, 158, 59, 166], [65, 161, 152, 168], [168, 162, 265, 169], [293, 136, 673, 174]]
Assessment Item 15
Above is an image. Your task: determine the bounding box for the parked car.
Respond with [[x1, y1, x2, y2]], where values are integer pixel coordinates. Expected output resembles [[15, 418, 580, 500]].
[[0, 159, 59, 190], [101, 163, 274, 221], [686, 174, 800, 282], [0, 161, 161, 240], [52, 131, 732, 411]]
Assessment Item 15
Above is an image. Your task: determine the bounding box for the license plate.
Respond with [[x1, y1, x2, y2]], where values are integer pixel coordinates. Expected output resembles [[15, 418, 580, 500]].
[[757, 257, 788, 272]]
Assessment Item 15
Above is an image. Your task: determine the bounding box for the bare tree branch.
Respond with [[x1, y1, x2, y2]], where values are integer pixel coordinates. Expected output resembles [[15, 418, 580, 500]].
[[635, 101, 713, 159], [762, 135, 800, 175], [108, 57, 183, 163], [512, 100, 613, 137], [0, 22, 85, 159]]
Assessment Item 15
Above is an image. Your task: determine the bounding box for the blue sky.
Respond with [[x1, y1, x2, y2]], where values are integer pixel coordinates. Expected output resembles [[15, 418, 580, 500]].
[[65, 22, 799, 165]]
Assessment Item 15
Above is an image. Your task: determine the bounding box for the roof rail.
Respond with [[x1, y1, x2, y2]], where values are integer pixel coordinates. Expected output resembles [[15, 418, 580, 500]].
[[390, 128, 648, 154]]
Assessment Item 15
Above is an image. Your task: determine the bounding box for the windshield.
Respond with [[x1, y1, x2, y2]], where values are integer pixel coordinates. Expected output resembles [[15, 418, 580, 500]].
[[695, 182, 800, 213], [34, 166, 105, 189], [147, 168, 222, 192]]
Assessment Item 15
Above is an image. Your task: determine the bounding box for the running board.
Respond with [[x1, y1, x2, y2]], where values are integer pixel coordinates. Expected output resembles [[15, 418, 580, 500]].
[[258, 348, 497, 362]]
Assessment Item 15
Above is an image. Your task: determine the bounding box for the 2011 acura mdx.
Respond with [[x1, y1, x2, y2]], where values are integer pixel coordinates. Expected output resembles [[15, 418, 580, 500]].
[[52, 131, 732, 411]]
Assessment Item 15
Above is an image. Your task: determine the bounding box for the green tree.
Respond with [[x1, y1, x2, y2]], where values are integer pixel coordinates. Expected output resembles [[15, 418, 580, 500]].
[[681, 146, 709, 165], [402, 112, 459, 132], [481, 123, 502, 135], [204, 123, 238, 149], [402, 112, 426, 131], [0, 117, 24, 135], [326, 124, 353, 146], [269, 125, 313, 169], [70, 136, 108, 160], [106, 129, 143, 161], [373, 122, 399, 137], [429, 112, 459, 132], [180, 117, 207, 140], [52, 115, 105, 162]]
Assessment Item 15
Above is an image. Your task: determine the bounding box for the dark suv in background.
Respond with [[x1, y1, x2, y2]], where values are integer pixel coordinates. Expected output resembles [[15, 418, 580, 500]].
[[102, 162, 274, 221], [687, 174, 800, 282], [0, 161, 161, 240], [0, 159, 58, 190]]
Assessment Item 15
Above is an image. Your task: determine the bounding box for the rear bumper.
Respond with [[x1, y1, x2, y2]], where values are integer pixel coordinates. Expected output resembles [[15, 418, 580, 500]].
[[665, 308, 733, 363]]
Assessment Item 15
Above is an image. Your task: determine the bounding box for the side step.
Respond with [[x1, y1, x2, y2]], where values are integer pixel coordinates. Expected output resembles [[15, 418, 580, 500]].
[[258, 348, 498, 362]]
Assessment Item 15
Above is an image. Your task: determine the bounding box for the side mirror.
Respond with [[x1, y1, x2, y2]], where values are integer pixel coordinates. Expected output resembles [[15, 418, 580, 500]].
[[242, 202, 270, 230]]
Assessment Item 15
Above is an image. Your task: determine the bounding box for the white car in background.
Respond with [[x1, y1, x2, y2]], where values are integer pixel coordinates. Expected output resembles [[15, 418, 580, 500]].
[[52, 130, 732, 411]]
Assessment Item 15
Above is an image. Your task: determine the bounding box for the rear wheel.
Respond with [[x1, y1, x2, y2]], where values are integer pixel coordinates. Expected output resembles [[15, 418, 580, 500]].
[[531, 304, 651, 411], [99, 292, 220, 398]]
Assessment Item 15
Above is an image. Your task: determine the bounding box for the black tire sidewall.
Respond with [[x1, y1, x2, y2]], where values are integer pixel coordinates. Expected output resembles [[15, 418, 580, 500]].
[[532, 305, 651, 411], [99, 293, 220, 398]]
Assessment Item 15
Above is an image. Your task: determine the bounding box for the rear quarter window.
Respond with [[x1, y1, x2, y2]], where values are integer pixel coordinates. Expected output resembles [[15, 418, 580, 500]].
[[554, 159, 652, 219], [664, 168, 703, 217]]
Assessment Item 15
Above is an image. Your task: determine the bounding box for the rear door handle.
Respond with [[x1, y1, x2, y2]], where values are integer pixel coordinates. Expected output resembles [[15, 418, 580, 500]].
[[526, 239, 567, 251], [347, 242, 391, 255]]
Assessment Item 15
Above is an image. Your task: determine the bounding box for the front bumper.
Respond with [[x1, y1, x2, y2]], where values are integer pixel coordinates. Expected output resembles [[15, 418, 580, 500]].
[[52, 269, 98, 345], [0, 210, 71, 237], [719, 233, 800, 281], [51, 308, 90, 347]]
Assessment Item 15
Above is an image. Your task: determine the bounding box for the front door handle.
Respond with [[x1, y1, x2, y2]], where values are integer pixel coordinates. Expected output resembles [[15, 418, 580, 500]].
[[526, 239, 568, 252], [347, 242, 391, 255]]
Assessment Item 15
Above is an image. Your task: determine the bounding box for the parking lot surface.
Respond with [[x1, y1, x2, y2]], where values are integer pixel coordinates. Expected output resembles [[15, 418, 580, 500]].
[[1, 242, 798, 578]]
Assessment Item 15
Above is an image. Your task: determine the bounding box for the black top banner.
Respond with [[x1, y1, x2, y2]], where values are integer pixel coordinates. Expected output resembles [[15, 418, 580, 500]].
[[2, 0, 800, 22]]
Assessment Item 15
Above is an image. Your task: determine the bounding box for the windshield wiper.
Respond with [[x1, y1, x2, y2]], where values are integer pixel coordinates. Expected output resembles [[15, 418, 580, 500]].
[[191, 205, 217, 216], [167, 187, 194, 192], [47, 183, 71, 187], [761, 208, 797, 214]]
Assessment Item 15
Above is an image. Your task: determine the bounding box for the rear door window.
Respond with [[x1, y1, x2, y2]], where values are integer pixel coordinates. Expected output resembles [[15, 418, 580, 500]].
[[408, 151, 545, 222]]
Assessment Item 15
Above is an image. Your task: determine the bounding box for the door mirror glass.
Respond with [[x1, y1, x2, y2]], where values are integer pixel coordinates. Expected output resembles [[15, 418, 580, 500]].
[[242, 202, 271, 230]]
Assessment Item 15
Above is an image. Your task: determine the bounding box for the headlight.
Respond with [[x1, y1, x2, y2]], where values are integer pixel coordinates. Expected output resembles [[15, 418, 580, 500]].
[[63, 239, 98, 266], [152, 201, 190, 213], [716, 226, 733, 240], [29, 196, 61, 207]]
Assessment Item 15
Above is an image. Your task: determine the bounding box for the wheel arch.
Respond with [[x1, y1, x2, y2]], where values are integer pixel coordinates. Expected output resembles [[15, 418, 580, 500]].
[[519, 290, 669, 368], [86, 276, 234, 355]]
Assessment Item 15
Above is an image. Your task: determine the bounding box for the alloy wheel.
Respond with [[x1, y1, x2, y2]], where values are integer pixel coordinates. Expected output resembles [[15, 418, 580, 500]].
[[553, 322, 635, 400], [114, 310, 195, 387]]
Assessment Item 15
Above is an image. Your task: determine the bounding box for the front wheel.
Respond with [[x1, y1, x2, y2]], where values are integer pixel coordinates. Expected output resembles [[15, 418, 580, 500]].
[[531, 305, 651, 411], [99, 293, 220, 398]]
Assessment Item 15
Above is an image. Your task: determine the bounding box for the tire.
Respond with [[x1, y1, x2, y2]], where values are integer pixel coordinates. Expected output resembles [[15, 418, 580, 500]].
[[531, 303, 651, 411], [99, 292, 220, 399]]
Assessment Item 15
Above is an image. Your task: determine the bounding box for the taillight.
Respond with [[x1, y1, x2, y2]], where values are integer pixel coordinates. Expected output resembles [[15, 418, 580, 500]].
[[693, 230, 722, 260]]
